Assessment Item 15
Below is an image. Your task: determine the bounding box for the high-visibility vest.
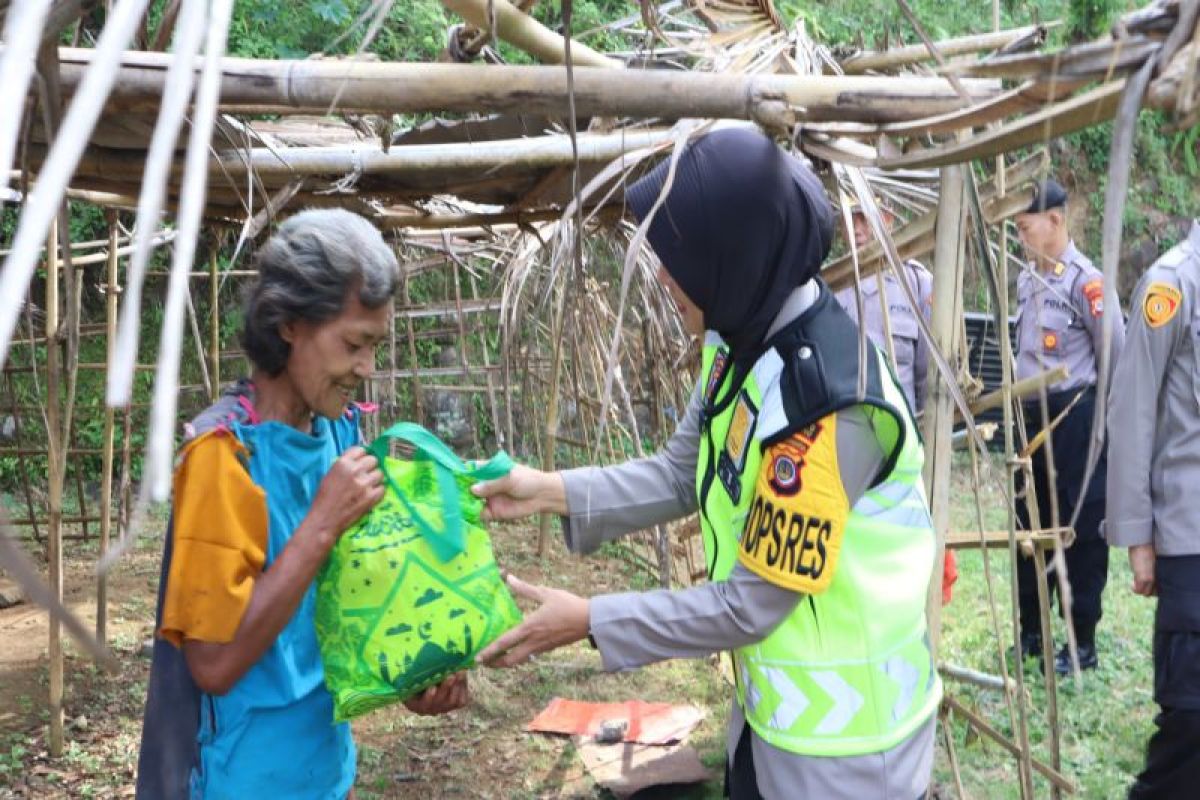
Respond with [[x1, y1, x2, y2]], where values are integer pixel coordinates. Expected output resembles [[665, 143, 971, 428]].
[[696, 285, 940, 757]]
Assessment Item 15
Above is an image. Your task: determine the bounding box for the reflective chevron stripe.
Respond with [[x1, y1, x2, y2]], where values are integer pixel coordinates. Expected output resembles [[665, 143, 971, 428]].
[[761, 666, 810, 731], [810, 671, 865, 735]]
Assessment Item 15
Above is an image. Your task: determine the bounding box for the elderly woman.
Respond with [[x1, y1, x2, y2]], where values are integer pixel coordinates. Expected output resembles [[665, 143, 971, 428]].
[[473, 129, 939, 799], [136, 209, 467, 800]]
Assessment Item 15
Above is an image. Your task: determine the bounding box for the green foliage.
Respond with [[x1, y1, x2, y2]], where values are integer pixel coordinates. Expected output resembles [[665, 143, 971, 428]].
[[1064, 111, 1200, 258], [1064, 0, 1129, 41], [1171, 123, 1200, 178], [778, 0, 1068, 49], [221, 0, 633, 64]]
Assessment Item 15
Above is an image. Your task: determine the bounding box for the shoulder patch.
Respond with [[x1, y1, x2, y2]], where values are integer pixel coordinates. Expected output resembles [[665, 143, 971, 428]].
[[1081, 278, 1104, 318], [1143, 282, 1183, 328], [737, 416, 848, 594]]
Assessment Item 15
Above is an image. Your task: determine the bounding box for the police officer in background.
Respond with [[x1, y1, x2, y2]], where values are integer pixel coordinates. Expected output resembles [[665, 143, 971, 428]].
[[1106, 220, 1200, 798], [1012, 178, 1125, 674], [834, 197, 935, 414], [833, 199, 959, 607]]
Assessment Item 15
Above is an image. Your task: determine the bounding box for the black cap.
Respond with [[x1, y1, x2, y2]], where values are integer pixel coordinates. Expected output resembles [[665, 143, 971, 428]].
[[1024, 178, 1068, 214]]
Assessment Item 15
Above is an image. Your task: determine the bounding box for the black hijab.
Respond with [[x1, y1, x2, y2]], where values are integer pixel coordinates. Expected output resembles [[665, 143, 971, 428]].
[[626, 127, 835, 364]]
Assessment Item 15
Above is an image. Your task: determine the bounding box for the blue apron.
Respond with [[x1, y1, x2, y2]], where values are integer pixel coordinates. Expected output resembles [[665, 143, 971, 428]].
[[189, 410, 361, 799]]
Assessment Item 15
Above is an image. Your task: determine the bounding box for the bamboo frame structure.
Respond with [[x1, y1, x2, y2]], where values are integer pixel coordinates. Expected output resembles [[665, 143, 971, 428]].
[[1, 0, 1197, 795]]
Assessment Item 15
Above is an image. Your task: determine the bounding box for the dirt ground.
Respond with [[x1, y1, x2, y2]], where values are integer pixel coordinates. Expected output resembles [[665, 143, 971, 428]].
[[0, 516, 729, 799]]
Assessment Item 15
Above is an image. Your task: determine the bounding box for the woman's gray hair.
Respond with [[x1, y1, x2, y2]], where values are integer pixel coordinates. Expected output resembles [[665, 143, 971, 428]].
[[242, 209, 400, 376]]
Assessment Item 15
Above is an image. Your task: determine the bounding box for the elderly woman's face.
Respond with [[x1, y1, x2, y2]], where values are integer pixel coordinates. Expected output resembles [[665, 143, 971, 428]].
[[280, 290, 391, 419]]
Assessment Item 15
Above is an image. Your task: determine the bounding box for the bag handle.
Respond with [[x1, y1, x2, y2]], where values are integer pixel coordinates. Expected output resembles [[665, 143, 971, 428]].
[[365, 423, 512, 562]]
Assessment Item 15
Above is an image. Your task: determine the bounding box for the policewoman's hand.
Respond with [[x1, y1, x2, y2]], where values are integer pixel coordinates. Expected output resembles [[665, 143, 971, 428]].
[[477, 575, 590, 667], [306, 447, 385, 548], [1129, 544, 1157, 597], [404, 672, 470, 715], [471, 464, 567, 522]]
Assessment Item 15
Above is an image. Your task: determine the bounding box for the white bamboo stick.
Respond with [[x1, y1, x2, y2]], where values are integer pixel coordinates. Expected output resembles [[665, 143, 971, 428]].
[[144, 0, 234, 503], [107, 0, 206, 407], [0, 0, 53, 193], [0, 0, 151, 373], [100, 0, 234, 574]]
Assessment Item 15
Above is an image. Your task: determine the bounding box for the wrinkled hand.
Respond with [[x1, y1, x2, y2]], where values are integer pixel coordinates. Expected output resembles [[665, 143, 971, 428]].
[[1130, 544, 1157, 597], [307, 447, 384, 544], [471, 464, 566, 522], [477, 576, 590, 667], [404, 673, 470, 716]]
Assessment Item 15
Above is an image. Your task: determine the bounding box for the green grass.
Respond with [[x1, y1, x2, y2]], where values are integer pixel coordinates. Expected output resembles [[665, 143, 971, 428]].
[[934, 452, 1156, 798]]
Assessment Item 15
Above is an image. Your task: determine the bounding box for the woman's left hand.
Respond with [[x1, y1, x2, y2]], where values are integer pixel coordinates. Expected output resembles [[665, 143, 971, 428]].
[[477, 575, 590, 668], [404, 672, 470, 715]]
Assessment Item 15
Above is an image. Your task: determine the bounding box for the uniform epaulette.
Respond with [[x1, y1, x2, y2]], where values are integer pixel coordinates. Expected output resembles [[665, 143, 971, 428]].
[[1155, 246, 1189, 271], [1072, 256, 1100, 276]]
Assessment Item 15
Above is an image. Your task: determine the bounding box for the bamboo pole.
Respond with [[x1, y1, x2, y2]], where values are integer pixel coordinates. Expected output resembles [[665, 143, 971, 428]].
[[185, 274, 212, 401], [1, 228, 176, 269], [954, 366, 1069, 422], [209, 247, 219, 401], [441, 0, 621, 69], [44, 218, 64, 758], [379, 205, 622, 231], [921, 165, 965, 657], [25, 132, 673, 181], [0, 233, 129, 257], [940, 662, 1014, 692], [97, 211, 119, 643], [879, 78, 1126, 170], [944, 526, 1071, 550], [840, 24, 1054, 73], [46, 48, 1001, 123], [943, 695, 1076, 794], [2, 370, 41, 542], [995, 168, 1037, 800], [538, 271, 572, 558], [206, 130, 675, 178]]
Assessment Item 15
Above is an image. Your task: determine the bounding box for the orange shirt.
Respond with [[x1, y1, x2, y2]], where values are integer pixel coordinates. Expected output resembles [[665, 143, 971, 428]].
[[159, 430, 268, 647]]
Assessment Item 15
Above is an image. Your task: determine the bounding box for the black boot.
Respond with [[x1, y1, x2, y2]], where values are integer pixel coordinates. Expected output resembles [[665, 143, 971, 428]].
[[1055, 625, 1098, 675], [1010, 631, 1043, 662]]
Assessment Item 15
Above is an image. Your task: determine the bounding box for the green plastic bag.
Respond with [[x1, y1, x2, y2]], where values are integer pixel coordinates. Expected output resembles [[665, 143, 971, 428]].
[[315, 422, 521, 722]]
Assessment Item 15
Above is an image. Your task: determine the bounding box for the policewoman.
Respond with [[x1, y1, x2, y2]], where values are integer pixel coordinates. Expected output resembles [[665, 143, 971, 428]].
[[1012, 178, 1125, 673], [472, 128, 940, 799], [1106, 220, 1200, 798], [833, 196, 934, 414]]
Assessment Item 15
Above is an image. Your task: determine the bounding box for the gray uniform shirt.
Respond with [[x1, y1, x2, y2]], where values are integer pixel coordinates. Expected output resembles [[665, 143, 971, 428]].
[[560, 284, 935, 799], [1015, 241, 1126, 391], [834, 260, 934, 413], [1106, 221, 1200, 555]]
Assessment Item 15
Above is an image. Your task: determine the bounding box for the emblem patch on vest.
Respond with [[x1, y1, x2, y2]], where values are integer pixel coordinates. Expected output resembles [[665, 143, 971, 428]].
[[738, 415, 848, 595], [718, 391, 757, 504], [769, 453, 800, 496], [706, 348, 730, 404], [766, 422, 821, 497]]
